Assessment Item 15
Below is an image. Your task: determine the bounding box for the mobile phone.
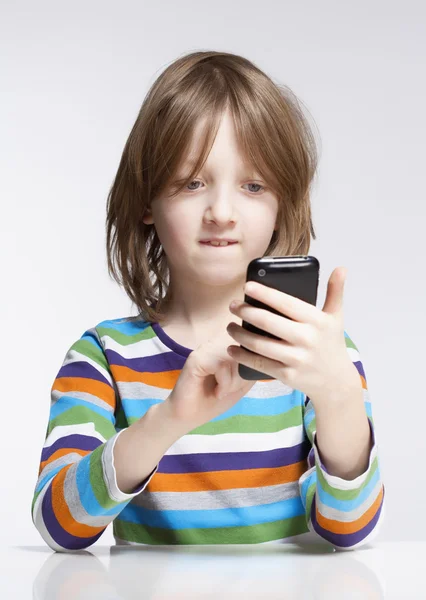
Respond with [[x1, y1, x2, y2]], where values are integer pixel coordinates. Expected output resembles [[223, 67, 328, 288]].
[[238, 255, 320, 381]]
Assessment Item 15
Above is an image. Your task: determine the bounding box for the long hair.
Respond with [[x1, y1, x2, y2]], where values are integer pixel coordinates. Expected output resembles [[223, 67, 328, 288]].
[[106, 50, 320, 323]]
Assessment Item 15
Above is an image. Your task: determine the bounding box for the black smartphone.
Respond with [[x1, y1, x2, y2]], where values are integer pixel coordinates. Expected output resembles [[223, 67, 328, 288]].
[[238, 255, 320, 381]]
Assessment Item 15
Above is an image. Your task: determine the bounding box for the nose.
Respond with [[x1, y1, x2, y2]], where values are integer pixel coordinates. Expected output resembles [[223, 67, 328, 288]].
[[203, 186, 237, 225]]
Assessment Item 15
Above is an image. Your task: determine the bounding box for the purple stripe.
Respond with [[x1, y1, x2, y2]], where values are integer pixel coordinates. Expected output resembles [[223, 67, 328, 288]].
[[158, 440, 311, 474], [353, 359, 366, 381], [105, 347, 187, 373], [57, 361, 111, 386], [151, 322, 192, 357], [42, 478, 105, 550], [310, 486, 385, 548], [41, 434, 102, 462]]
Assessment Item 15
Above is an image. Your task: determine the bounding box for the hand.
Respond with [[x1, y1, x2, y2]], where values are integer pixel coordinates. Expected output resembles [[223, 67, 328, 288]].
[[164, 329, 257, 433], [226, 267, 361, 406]]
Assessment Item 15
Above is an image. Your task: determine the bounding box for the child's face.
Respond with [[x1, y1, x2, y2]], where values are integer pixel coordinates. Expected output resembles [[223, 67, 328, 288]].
[[143, 108, 279, 289]]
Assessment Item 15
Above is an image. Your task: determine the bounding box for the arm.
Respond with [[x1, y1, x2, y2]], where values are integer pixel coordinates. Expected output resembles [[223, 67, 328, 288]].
[[30, 326, 181, 552], [298, 330, 385, 551]]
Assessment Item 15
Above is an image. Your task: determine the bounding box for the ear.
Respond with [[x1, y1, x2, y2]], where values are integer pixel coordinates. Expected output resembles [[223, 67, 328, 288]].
[[142, 208, 154, 225]]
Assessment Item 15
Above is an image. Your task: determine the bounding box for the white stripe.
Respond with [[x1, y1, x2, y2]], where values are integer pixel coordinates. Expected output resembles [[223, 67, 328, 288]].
[[118, 378, 296, 405], [36, 452, 84, 488], [100, 331, 167, 359], [61, 346, 114, 387], [51, 389, 114, 413], [42, 423, 107, 447], [313, 437, 378, 490], [317, 480, 384, 522], [346, 345, 361, 362], [63, 459, 113, 528], [165, 424, 305, 455]]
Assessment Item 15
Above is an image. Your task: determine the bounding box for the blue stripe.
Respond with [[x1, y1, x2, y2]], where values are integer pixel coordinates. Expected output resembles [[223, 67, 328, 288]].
[[120, 495, 305, 530], [304, 401, 372, 430], [96, 318, 149, 336], [36, 465, 64, 493], [121, 391, 304, 420], [316, 463, 381, 512], [50, 396, 113, 422], [81, 332, 103, 348], [75, 453, 126, 517], [299, 468, 316, 507]]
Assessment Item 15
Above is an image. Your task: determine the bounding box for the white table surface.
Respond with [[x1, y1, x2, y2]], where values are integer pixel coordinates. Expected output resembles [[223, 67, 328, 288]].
[[0, 541, 423, 599]]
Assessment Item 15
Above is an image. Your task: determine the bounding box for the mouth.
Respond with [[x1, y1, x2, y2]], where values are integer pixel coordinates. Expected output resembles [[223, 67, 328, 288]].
[[199, 241, 239, 247]]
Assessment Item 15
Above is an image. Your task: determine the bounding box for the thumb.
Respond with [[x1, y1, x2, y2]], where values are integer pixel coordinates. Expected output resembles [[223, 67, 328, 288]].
[[322, 266, 347, 315]]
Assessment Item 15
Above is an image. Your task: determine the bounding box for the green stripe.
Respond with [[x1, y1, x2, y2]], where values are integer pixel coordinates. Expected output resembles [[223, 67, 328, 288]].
[[114, 515, 309, 545], [71, 338, 110, 372], [305, 479, 316, 519], [47, 406, 115, 439], [316, 455, 379, 501], [188, 406, 302, 435], [89, 443, 125, 510], [96, 324, 155, 346], [128, 406, 303, 434], [345, 334, 358, 352]]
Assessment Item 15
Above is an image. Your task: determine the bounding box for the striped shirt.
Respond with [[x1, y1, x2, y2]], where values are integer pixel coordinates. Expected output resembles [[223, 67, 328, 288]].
[[31, 317, 385, 552]]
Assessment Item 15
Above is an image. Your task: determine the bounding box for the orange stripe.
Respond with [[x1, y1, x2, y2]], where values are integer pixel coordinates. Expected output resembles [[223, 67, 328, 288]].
[[316, 484, 384, 535], [52, 376, 115, 409], [112, 364, 270, 388], [40, 448, 90, 472], [50, 463, 106, 538], [111, 365, 181, 388], [146, 461, 307, 493]]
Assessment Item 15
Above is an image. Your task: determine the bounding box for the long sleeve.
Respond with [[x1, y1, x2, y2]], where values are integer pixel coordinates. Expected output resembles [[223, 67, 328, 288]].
[[298, 330, 385, 551], [30, 326, 157, 552]]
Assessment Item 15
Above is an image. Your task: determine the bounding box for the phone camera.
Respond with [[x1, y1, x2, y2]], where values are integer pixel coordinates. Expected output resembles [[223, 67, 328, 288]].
[[258, 269, 266, 277]]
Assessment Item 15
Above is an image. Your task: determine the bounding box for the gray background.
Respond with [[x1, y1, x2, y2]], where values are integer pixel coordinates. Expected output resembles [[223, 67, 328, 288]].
[[1, 0, 425, 546]]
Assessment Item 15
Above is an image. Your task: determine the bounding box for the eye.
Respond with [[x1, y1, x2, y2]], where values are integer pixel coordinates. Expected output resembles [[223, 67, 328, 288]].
[[244, 182, 265, 194], [186, 179, 203, 191], [184, 180, 266, 193]]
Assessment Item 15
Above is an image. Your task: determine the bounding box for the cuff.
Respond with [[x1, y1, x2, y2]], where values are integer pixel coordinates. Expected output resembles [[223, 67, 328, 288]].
[[102, 429, 159, 502], [312, 419, 377, 489]]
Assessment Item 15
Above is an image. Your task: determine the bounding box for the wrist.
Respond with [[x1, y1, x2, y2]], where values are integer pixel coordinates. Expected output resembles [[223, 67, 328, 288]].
[[143, 399, 190, 442], [311, 364, 361, 409]]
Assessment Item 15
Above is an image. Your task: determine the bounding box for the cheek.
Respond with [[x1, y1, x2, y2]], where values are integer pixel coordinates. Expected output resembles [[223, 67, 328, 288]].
[[157, 211, 195, 251], [246, 211, 276, 241]]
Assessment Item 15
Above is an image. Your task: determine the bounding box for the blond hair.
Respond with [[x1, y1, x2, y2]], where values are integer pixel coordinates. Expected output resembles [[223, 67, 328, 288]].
[[106, 50, 320, 323]]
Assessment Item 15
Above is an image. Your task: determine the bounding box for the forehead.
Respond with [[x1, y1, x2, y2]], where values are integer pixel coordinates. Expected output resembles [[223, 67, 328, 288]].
[[179, 110, 259, 174], [182, 110, 242, 161]]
